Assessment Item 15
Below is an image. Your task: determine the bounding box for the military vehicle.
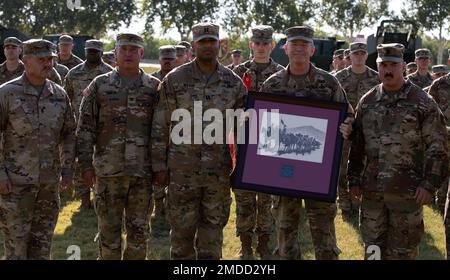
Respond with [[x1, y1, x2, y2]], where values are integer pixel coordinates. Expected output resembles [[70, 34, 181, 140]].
[[366, 20, 421, 70], [43, 34, 94, 60], [271, 36, 346, 71], [0, 25, 29, 63]]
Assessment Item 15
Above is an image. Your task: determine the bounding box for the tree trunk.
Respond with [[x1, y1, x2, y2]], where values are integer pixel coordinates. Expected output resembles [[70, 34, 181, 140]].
[[436, 25, 444, 64]]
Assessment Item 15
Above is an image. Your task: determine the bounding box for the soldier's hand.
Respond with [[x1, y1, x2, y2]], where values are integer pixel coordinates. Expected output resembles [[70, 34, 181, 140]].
[[61, 176, 73, 192], [153, 171, 168, 186], [340, 117, 353, 140], [349, 186, 362, 203], [82, 169, 96, 188], [415, 187, 433, 205], [0, 180, 12, 195]]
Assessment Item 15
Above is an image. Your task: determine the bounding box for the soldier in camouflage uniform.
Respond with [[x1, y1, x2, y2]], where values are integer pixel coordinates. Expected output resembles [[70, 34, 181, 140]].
[[57, 35, 83, 70], [407, 48, 433, 89], [152, 22, 246, 260], [227, 49, 242, 70], [424, 65, 449, 93], [102, 51, 116, 68], [64, 39, 113, 210], [54, 61, 69, 81], [330, 49, 346, 75], [406, 62, 417, 76], [149, 46, 177, 236], [178, 41, 193, 62], [232, 25, 284, 260], [427, 72, 450, 216], [344, 49, 351, 68], [151, 45, 177, 81], [348, 43, 449, 260], [0, 37, 24, 85], [334, 42, 380, 220], [0, 39, 76, 259], [77, 33, 159, 260], [219, 37, 233, 66], [175, 45, 188, 67], [261, 26, 354, 260]]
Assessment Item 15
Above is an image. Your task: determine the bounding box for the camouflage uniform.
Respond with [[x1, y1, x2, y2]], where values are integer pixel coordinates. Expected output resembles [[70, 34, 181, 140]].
[[446, 188, 450, 259], [0, 37, 23, 85], [77, 33, 159, 260], [428, 73, 450, 215], [334, 42, 381, 217], [260, 26, 352, 260], [57, 54, 83, 70], [407, 48, 433, 89], [231, 25, 284, 260], [0, 39, 76, 259], [64, 46, 113, 209], [47, 68, 62, 86], [0, 61, 24, 85], [54, 63, 69, 80], [348, 44, 449, 260], [149, 45, 177, 237], [151, 23, 246, 260]]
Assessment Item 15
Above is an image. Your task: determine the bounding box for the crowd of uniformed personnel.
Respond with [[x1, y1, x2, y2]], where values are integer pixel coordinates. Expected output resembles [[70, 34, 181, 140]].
[[0, 21, 449, 261]]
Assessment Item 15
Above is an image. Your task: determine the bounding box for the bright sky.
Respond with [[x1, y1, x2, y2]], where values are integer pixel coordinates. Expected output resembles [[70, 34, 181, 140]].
[[109, 1, 446, 42]]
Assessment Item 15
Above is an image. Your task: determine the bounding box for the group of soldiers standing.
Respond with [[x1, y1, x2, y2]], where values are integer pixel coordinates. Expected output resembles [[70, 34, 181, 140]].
[[0, 20, 449, 261]]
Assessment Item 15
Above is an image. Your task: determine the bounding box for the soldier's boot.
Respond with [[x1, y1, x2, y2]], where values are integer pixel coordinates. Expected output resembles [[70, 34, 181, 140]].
[[239, 234, 254, 260], [256, 234, 272, 260], [80, 192, 92, 210], [151, 198, 170, 237]]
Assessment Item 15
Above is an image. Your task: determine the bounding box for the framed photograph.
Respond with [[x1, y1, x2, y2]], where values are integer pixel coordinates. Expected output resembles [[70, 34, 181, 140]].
[[231, 92, 348, 202]]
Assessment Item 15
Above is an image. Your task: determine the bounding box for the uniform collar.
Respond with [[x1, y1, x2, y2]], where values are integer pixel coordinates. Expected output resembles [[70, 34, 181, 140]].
[[191, 59, 227, 84], [283, 63, 318, 86], [109, 68, 145, 87], [375, 79, 412, 102], [22, 73, 55, 98]]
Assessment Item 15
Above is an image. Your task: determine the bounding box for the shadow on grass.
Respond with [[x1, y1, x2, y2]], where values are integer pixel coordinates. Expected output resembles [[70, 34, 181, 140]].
[[418, 231, 445, 260]]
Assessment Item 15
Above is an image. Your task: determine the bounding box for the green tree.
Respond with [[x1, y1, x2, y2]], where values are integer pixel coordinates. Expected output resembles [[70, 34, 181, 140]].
[[401, 0, 450, 64], [222, 0, 317, 34], [320, 0, 391, 41], [142, 0, 219, 40], [0, 0, 136, 38]]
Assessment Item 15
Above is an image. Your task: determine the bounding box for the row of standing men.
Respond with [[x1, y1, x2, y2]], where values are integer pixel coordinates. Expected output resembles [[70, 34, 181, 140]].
[[0, 22, 449, 260]]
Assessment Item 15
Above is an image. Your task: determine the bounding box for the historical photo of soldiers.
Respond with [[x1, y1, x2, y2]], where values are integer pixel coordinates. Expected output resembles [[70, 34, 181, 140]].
[[257, 112, 327, 164], [0, 0, 450, 263]]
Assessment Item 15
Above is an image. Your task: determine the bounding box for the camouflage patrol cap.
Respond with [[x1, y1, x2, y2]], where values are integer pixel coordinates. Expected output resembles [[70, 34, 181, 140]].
[[102, 51, 115, 62], [251, 25, 274, 43], [333, 49, 345, 58], [85, 39, 104, 51], [415, 48, 431, 59], [431, 64, 449, 74], [23, 39, 58, 57], [376, 43, 405, 63], [192, 23, 220, 42], [231, 49, 242, 56], [175, 45, 187, 56], [344, 49, 350, 58], [406, 62, 417, 70], [3, 37, 22, 47], [116, 33, 144, 48], [350, 42, 367, 53], [59, 35, 73, 45], [159, 45, 176, 59], [178, 41, 192, 51], [285, 26, 314, 43]]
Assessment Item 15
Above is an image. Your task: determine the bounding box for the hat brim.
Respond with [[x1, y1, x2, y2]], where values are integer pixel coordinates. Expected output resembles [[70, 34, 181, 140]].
[[160, 55, 176, 59], [376, 56, 404, 63], [4, 43, 21, 47], [350, 49, 367, 54], [116, 41, 144, 48], [251, 38, 273, 43], [286, 36, 313, 44], [58, 41, 73, 45], [32, 51, 58, 58], [194, 35, 219, 42], [416, 55, 430, 59], [85, 47, 103, 52]]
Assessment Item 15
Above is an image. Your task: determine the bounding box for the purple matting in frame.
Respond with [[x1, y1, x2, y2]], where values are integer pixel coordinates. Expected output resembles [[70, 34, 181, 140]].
[[242, 100, 340, 194]]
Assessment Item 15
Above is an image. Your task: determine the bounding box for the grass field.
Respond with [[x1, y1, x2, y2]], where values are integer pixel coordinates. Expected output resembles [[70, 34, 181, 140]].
[[0, 192, 447, 260]]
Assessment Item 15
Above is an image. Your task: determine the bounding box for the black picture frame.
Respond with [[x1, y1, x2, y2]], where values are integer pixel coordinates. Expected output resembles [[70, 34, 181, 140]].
[[231, 91, 348, 203]]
